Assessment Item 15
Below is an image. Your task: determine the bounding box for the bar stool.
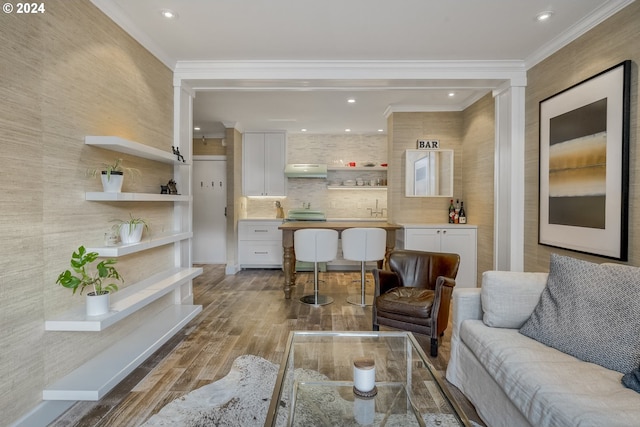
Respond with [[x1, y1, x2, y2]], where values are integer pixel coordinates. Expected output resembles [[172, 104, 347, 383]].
[[295, 229, 339, 306], [342, 228, 387, 306]]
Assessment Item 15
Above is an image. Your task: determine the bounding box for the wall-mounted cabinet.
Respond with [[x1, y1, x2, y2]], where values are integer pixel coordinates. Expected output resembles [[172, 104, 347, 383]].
[[42, 136, 201, 402], [397, 224, 477, 288], [243, 132, 286, 196]]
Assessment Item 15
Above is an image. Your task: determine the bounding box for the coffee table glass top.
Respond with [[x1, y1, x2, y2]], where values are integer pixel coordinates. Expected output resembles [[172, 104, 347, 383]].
[[265, 331, 471, 426]]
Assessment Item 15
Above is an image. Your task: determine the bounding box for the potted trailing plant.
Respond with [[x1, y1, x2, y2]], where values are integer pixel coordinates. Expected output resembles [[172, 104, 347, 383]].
[[56, 245, 124, 316], [88, 158, 140, 193], [112, 214, 150, 244]]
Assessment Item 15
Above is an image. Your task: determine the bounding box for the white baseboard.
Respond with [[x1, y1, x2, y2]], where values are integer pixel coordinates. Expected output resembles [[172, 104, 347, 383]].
[[10, 400, 76, 427]]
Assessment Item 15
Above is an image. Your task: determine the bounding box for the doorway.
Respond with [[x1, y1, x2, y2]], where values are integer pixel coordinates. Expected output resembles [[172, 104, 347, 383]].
[[193, 158, 227, 263]]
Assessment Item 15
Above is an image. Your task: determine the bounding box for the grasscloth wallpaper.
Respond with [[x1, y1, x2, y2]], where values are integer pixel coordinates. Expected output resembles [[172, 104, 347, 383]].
[[387, 98, 495, 285], [524, 2, 640, 271], [0, 1, 174, 423]]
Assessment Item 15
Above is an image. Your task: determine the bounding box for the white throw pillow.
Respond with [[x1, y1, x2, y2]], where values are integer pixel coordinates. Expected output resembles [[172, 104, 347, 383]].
[[481, 271, 548, 328]]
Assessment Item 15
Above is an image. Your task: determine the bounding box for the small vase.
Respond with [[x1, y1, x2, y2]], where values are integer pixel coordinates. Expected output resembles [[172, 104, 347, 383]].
[[86, 291, 110, 317], [101, 171, 124, 193], [120, 223, 144, 244]]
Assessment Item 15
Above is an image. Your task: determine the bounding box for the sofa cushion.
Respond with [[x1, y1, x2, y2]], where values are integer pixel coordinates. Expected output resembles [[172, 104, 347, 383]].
[[375, 287, 434, 318], [481, 271, 548, 328], [519, 253, 640, 374], [461, 319, 640, 427]]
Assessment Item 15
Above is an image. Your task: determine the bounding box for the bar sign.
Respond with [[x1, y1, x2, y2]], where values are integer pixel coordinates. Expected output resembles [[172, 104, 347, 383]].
[[417, 139, 439, 149]]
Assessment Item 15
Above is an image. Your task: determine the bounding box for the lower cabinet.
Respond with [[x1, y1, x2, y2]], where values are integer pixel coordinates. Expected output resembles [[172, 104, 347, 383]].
[[238, 219, 283, 268], [398, 224, 478, 288]]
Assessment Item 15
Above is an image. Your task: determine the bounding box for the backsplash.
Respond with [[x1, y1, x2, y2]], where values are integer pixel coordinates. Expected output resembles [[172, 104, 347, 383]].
[[246, 133, 388, 219]]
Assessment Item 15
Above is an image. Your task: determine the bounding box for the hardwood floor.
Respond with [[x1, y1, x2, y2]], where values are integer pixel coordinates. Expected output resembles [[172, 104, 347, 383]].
[[51, 265, 485, 426]]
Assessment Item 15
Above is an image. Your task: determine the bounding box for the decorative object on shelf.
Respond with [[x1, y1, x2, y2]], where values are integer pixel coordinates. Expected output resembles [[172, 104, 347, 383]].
[[539, 60, 631, 260], [87, 158, 141, 193], [167, 179, 178, 195], [56, 245, 123, 317], [160, 184, 169, 194], [104, 228, 120, 246], [172, 146, 185, 163], [111, 214, 149, 244]]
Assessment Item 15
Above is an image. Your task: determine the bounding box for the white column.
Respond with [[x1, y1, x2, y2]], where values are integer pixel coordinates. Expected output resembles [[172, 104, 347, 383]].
[[493, 83, 525, 272]]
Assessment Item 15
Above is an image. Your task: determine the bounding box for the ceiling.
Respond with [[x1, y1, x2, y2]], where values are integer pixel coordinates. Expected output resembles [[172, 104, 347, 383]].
[[91, 0, 632, 136]]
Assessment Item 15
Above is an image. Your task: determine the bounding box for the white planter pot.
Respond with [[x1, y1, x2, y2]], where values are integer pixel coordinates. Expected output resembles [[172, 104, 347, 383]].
[[86, 291, 110, 317], [120, 223, 144, 244], [100, 171, 124, 192]]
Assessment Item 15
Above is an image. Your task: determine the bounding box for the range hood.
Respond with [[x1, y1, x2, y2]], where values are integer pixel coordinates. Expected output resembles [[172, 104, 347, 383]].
[[284, 163, 327, 178]]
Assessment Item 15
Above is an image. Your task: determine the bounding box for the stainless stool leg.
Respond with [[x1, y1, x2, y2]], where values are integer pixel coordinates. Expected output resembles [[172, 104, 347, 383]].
[[347, 261, 374, 306], [300, 261, 333, 306]]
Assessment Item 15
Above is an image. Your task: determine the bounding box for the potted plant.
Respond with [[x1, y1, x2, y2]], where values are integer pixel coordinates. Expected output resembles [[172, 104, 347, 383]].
[[88, 158, 140, 193], [56, 245, 124, 317], [112, 214, 149, 244]]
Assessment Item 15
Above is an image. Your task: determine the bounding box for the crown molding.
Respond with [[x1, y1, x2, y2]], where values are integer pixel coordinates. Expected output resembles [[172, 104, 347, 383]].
[[89, 0, 176, 69], [174, 60, 527, 86], [524, 0, 635, 69]]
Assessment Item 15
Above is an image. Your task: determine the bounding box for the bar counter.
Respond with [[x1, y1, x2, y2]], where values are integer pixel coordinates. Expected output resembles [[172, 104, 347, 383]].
[[278, 221, 401, 299]]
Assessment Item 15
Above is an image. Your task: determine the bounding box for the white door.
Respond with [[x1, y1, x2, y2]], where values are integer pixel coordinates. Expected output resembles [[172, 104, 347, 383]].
[[193, 159, 227, 263]]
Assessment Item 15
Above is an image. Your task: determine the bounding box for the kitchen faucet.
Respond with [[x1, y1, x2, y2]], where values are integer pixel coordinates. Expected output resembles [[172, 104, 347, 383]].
[[367, 199, 386, 218]]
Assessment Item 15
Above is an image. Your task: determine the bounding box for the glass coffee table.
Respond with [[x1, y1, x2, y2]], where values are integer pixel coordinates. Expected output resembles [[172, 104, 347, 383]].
[[265, 331, 471, 426]]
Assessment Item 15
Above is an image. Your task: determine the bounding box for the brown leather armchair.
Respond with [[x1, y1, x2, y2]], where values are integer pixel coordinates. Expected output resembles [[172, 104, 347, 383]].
[[372, 250, 460, 357]]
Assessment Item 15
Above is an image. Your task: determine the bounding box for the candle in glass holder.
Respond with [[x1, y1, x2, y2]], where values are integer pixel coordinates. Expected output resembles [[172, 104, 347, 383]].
[[353, 357, 375, 393]]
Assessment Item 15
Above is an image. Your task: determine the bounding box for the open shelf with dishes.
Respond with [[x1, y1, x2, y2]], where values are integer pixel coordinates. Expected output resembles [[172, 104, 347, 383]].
[[327, 165, 387, 190]]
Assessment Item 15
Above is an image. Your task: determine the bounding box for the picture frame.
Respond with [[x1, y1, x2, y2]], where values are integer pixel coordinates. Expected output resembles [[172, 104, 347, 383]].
[[538, 60, 631, 260]]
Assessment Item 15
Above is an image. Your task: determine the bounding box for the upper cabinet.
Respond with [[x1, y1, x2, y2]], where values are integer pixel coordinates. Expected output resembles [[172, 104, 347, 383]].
[[243, 132, 287, 196]]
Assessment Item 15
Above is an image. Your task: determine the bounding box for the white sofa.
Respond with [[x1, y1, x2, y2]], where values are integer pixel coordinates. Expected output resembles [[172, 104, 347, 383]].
[[445, 270, 640, 427]]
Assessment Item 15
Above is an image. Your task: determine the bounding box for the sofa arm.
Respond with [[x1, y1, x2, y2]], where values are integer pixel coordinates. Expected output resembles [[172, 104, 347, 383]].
[[451, 288, 483, 334], [446, 288, 481, 387]]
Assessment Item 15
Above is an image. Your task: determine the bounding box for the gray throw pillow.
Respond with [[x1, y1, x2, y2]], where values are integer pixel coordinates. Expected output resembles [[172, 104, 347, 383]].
[[622, 367, 640, 393], [519, 253, 640, 374]]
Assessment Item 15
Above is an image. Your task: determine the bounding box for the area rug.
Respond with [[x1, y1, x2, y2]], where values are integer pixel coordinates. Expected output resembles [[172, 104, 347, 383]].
[[141, 354, 279, 426], [141, 354, 475, 426]]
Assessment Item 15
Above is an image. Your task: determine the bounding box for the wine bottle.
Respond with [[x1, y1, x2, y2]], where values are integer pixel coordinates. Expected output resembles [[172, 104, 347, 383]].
[[448, 199, 455, 223], [459, 201, 467, 224], [454, 199, 460, 223]]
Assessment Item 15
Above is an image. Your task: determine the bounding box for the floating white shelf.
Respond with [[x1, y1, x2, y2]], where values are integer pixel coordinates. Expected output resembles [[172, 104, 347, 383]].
[[85, 136, 187, 165], [327, 186, 387, 190], [327, 166, 388, 171], [85, 192, 191, 202], [42, 304, 202, 401], [45, 267, 203, 332], [86, 231, 192, 257]]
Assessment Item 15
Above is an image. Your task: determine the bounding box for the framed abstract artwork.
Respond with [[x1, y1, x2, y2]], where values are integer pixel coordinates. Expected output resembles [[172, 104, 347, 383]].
[[539, 60, 631, 260]]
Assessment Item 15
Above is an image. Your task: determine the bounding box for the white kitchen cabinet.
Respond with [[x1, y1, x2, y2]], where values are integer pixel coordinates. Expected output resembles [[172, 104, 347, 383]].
[[398, 224, 477, 288], [238, 219, 283, 268], [243, 132, 286, 196]]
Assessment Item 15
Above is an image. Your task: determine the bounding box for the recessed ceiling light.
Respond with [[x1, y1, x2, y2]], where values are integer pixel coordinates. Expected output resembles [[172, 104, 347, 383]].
[[347, 98, 356, 104], [345, 128, 351, 132], [536, 11, 553, 21], [301, 128, 307, 132], [194, 127, 200, 131], [448, 92, 455, 97], [160, 9, 178, 19], [378, 129, 384, 132]]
